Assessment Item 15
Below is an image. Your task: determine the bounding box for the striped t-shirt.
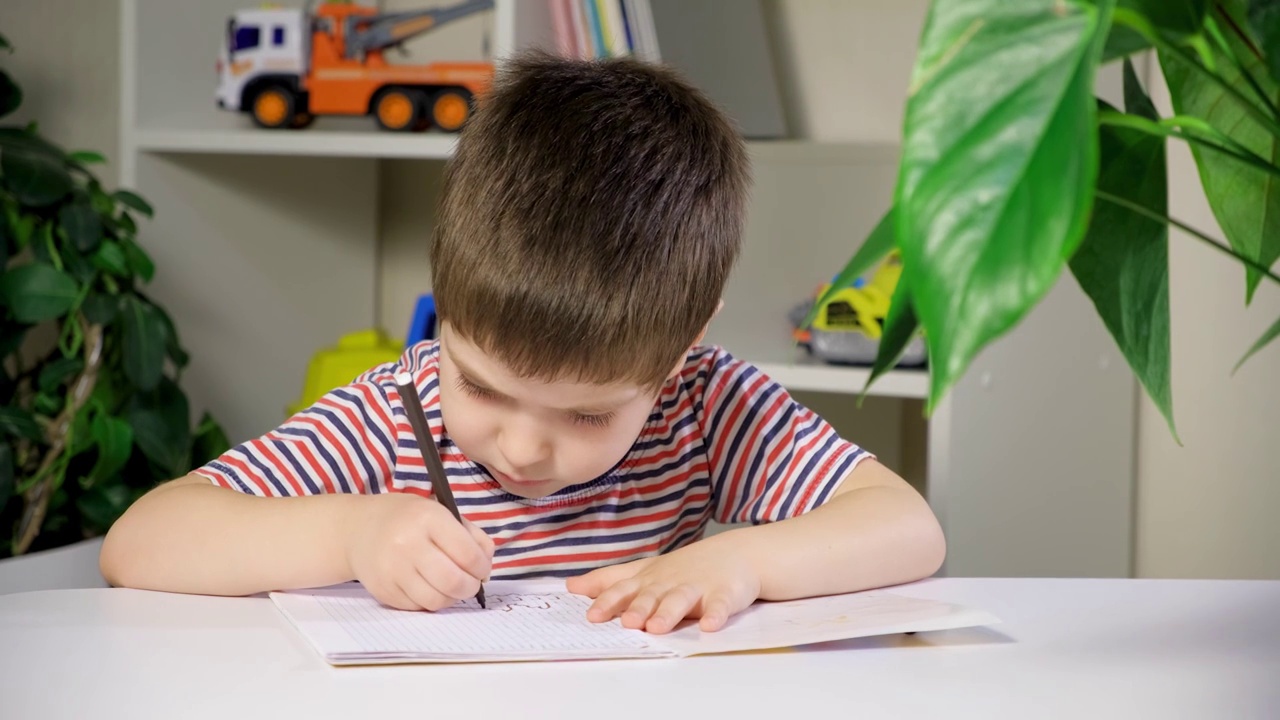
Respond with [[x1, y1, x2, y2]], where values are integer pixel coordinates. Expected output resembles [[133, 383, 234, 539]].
[[195, 341, 869, 579]]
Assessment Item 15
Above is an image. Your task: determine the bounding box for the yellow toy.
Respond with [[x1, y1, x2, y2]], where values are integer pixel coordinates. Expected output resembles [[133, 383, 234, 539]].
[[790, 252, 926, 367], [288, 328, 403, 416]]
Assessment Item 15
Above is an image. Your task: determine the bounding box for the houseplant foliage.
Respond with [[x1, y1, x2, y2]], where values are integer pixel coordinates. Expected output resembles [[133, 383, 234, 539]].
[[0, 36, 229, 558], [822, 0, 1280, 439]]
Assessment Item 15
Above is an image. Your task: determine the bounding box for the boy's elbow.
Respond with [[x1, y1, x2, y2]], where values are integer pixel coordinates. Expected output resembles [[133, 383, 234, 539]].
[[98, 475, 201, 588], [918, 512, 947, 578], [100, 511, 144, 588], [98, 527, 126, 588]]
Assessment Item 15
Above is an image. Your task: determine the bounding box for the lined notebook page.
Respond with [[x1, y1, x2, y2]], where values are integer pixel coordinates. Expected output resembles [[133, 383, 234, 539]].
[[271, 581, 670, 664]]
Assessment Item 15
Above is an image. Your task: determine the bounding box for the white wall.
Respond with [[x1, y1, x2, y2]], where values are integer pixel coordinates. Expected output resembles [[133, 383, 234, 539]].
[[0, 0, 121, 185], [1139, 68, 1280, 579]]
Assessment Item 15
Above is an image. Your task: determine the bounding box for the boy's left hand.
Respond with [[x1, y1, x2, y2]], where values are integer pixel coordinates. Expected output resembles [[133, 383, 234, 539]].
[[566, 537, 760, 634]]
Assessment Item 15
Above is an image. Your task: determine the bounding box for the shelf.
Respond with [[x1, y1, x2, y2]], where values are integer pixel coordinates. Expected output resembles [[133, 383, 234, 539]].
[[757, 356, 928, 399], [133, 127, 458, 160]]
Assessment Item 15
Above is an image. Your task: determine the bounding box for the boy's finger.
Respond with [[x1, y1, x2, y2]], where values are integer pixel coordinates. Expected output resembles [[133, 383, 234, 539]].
[[586, 578, 640, 623], [464, 520, 496, 558], [646, 585, 699, 635], [371, 581, 419, 612], [620, 589, 664, 630], [698, 591, 734, 632], [417, 547, 481, 600], [567, 558, 649, 598], [398, 567, 454, 611], [431, 519, 493, 581]]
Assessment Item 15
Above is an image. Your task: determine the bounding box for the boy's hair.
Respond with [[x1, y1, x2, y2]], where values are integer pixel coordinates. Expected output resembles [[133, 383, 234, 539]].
[[431, 51, 750, 390]]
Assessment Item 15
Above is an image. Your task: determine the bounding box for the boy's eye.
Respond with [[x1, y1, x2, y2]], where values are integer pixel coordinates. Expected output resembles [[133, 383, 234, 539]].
[[572, 412, 614, 428], [456, 376, 499, 400]]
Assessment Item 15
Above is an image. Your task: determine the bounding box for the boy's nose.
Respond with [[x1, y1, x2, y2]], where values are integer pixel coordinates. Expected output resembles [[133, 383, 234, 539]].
[[496, 422, 551, 473]]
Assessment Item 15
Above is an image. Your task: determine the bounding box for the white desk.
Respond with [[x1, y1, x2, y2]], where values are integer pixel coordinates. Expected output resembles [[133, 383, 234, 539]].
[[2, 578, 1277, 719]]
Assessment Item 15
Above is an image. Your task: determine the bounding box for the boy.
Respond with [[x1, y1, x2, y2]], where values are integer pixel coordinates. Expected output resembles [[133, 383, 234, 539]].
[[101, 53, 944, 635]]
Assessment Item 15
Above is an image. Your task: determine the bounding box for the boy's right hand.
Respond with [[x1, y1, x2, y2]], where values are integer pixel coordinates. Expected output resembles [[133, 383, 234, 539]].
[[346, 493, 494, 611]]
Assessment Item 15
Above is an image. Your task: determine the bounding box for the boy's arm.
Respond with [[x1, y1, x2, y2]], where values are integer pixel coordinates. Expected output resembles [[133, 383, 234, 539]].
[[100, 474, 366, 595], [568, 458, 945, 633], [100, 474, 494, 606], [729, 458, 945, 600]]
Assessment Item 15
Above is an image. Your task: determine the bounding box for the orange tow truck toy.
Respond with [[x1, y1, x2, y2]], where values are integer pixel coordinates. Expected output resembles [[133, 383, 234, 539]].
[[216, 0, 494, 132]]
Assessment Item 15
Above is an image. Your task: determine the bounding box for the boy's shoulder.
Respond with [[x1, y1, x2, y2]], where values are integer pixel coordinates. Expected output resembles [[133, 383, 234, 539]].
[[352, 340, 441, 388]]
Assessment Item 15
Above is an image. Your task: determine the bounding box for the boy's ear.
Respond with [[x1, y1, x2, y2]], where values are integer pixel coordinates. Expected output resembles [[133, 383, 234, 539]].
[[667, 299, 724, 380]]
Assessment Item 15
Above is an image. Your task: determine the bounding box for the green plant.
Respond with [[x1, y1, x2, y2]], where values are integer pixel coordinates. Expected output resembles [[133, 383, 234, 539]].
[[0, 37, 229, 558], [820, 0, 1280, 438]]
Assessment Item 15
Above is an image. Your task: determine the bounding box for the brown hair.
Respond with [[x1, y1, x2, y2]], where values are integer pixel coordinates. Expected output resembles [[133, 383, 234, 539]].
[[431, 51, 750, 389]]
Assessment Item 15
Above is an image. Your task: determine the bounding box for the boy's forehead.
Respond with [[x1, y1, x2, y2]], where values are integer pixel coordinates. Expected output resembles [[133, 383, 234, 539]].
[[440, 325, 649, 407]]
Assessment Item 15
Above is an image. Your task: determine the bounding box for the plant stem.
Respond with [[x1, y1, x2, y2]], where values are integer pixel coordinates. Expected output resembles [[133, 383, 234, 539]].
[[1095, 190, 1280, 286], [1117, 9, 1280, 139], [14, 319, 104, 555], [1099, 112, 1280, 179]]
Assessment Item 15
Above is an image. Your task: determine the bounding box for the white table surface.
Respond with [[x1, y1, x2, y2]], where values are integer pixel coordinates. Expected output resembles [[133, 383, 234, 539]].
[[2, 577, 1278, 720]]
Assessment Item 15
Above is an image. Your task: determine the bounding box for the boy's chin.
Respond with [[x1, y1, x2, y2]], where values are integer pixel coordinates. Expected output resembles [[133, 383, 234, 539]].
[[486, 469, 563, 499], [495, 479, 561, 499]]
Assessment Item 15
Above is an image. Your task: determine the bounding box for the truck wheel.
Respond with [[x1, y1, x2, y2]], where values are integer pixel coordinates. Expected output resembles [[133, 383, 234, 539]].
[[430, 88, 473, 132], [250, 85, 296, 130], [374, 88, 425, 132], [290, 112, 315, 129]]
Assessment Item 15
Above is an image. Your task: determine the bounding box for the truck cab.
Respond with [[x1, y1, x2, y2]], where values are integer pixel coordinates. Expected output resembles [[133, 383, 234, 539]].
[[216, 8, 308, 123]]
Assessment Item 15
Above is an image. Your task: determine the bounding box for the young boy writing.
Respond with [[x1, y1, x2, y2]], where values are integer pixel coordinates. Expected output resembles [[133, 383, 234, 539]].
[[101, 53, 944, 635]]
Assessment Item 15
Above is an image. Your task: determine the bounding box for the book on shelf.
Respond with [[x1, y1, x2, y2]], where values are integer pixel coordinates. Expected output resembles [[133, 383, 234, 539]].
[[545, 0, 786, 139]]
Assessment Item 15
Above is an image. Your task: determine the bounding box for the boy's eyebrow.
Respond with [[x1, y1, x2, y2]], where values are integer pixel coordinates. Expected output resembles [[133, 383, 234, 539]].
[[450, 353, 628, 415]]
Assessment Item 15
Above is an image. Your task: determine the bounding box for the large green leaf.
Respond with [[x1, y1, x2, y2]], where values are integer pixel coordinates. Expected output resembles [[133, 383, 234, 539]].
[[153, 303, 190, 369], [1234, 311, 1280, 370], [76, 482, 133, 533], [112, 190, 153, 218], [1070, 68, 1176, 438], [59, 200, 102, 253], [191, 411, 230, 466], [0, 70, 21, 120], [128, 376, 191, 478], [0, 405, 43, 441], [68, 150, 106, 167], [863, 275, 922, 402], [87, 412, 133, 487], [91, 240, 129, 277], [0, 129, 74, 204], [0, 264, 80, 323], [38, 355, 84, 394], [0, 144, 72, 207], [1162, 0, 1280, 302], [1248, 0, 1280, 82], [896, 0, 1113, 409], [121, 295, 166, 391], [1105, 0, 1209, 60], [123, 239, 155, 283], [81, 292, 120, 326], [804, 207, 897, 329]]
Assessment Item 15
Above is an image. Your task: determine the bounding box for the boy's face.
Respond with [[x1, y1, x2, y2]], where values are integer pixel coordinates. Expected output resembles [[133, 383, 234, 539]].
[[436, 323, 664, 499]]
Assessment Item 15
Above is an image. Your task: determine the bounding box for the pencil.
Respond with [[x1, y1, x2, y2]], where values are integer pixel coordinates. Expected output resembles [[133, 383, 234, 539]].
[[394, 372, 487, 609]]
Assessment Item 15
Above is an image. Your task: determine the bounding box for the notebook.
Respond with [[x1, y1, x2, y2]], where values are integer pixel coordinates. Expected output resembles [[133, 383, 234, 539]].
[[270, 579, 999, 665]]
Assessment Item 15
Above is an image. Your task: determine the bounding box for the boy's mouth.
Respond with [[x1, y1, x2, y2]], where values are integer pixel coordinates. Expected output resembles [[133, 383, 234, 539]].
[[488, 467, 552, 489]]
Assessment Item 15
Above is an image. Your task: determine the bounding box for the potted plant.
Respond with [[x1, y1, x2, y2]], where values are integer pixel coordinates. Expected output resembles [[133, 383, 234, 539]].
[[819, 0, 1280, 439], [0, 36, 228, 588]]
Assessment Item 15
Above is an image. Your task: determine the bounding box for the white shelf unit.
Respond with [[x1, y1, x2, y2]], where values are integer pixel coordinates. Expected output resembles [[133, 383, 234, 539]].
[[120, 0, 1136, 578]]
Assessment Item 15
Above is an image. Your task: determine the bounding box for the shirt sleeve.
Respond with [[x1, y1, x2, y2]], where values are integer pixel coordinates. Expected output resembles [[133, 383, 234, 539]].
[[192, 358, 402, 497], [692, 348, 872, 524]]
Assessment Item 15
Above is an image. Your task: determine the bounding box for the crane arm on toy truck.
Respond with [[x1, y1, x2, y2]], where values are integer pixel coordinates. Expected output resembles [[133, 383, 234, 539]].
[[343, 0, 494, 60]]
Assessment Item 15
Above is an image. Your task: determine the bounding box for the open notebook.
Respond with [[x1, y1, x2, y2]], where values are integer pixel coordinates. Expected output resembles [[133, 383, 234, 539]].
[[270, 579, 999, 665]]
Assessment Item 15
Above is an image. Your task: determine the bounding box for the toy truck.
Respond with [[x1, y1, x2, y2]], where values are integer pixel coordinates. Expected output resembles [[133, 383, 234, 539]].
[[216, 0, 494, 131]]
